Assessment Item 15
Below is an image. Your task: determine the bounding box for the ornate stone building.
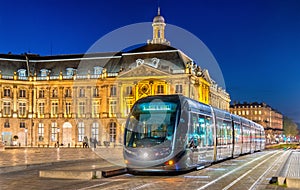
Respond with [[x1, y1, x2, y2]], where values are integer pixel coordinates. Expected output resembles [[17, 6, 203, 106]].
[[0, 9, 230, 147]]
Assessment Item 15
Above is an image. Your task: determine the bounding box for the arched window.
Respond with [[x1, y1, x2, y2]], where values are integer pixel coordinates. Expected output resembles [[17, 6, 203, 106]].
[[109, 122, 117, 142]]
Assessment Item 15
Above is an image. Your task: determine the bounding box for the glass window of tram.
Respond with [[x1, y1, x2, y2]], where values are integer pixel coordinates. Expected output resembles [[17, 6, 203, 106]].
[[125, 102, 177, 148], [188, 113, 213, 148]]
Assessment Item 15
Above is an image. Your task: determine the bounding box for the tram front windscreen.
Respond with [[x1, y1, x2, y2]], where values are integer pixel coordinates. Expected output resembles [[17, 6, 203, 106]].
[[125, 101, 178, 148]]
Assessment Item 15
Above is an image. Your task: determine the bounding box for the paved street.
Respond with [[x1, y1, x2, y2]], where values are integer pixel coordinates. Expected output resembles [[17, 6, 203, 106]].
[[0, 147, 298, 190]]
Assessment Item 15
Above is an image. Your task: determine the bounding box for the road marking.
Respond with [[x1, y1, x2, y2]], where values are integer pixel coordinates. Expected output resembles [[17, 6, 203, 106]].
[[77, 179, 125, 190], [197, 151, 277, 190], [222, 151, 283, 190], [206, 168, 227, 171], [77, 181, 115, 190], [249, 150, 291, 190], [130, 181, 160, 190], [184, 175, 210, 179]]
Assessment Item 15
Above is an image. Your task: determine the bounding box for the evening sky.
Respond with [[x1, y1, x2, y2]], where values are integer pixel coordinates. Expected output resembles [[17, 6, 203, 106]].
[[0, 0, 299, 122]]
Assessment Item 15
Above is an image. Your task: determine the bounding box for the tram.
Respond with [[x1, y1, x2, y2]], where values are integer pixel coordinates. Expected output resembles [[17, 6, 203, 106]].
[[123, 95, 265, 172]]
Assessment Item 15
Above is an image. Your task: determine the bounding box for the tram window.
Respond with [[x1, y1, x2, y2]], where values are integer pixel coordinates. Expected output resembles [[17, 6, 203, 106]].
[[217, 119, 224, 145], [224, 120, 232, 145], [206, 116, 214, 146], [234, 122, 242, 143], [188, 113, 213, 148], [217, 119, 232, 145]]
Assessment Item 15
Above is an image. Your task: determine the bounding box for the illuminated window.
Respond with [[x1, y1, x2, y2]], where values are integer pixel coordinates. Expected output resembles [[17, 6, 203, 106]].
[[52, 88, 58, 98], [78, 122, 84, 142], [4, 88, 10, 97], [125, 100, 133, 116], [18, 69, 27, 77], [175, 84, 182, 93], [78, 102, 85, 115], [92, 101, 100, 117], [19, 89, 26, 98], [79, 88, 85, 97], [20, 122, 25, 128], [93, 66, 103, 75], [4, 122, 10, 128], [258, 110, 262, 115], [109, 122, 117, 142], [39, 102, 45, 115], [65, 102, 71, 115], [40, 69, 49, 77], [51, 102, 58, 116], [39, 89, 45, 98], [51, 122, 57, 141], [157, 85, 164, 94], [3, 102, 11, 116], [109, 101, 117, 117], [65, 88, 72, 97], [66, 68, 74, 76], [93, 87, 99, 97], [38, 123, 44, 141], [19, 102, 26, 116], [110, 86, 117, 97], [91, 122, 99, 141], [125, 86, 133, 96]]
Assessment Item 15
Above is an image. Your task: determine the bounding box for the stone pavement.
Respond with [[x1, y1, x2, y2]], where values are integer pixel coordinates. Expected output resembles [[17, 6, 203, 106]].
[[0, 147, 119, 174]]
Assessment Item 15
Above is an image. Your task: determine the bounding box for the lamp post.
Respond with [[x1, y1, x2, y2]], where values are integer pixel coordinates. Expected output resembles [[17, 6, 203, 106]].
[[57, 128, 60, 148], [25, 128, 28, 147]]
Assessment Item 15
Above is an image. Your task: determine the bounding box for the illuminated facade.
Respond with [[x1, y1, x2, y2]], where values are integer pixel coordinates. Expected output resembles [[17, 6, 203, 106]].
[[230, 102, 283, 143], [0, 9, 230, 146]]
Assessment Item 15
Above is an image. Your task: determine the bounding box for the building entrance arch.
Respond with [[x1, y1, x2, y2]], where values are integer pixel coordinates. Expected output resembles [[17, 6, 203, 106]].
[[62, 122, 72, 146]]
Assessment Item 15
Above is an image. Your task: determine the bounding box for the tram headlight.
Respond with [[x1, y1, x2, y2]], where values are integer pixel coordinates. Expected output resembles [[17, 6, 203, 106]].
[[165, 160, 174, 166], [143, 152, 149, 158]]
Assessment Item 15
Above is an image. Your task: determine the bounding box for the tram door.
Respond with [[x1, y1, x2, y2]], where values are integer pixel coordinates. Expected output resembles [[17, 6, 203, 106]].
[[188, 113, 214, 166]]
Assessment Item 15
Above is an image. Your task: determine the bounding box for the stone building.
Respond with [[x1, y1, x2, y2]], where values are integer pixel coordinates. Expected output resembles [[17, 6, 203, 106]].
[[0, 9, 230, 147], [230, 102, 283, 143]]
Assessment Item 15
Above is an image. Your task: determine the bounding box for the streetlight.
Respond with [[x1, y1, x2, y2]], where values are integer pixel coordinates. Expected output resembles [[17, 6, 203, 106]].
[[25, 128, 28, 147], [57, 128, 60, 148]]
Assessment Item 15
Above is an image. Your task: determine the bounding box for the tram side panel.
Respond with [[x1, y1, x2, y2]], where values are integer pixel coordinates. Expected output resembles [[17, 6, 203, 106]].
[[249, 122, 256, 153], [186, 101, 215, 167], [213, 108, 233, 161], [232, 115, 242, 157], [241, 118, 251, 154]]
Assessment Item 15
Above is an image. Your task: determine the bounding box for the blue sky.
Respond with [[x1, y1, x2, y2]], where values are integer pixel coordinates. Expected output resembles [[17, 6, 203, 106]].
[[1, 0, 300, 123]]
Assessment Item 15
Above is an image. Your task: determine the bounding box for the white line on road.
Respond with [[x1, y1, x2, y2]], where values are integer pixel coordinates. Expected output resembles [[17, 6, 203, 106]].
[[197, 150, 277, 190], [222, 151, 283, 190], [77, 179, 125, 190], [249, 150, 291, 190]]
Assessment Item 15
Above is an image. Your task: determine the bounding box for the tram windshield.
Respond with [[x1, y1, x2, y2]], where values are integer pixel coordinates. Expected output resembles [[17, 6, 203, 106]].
[[125, 101, 178, 148]]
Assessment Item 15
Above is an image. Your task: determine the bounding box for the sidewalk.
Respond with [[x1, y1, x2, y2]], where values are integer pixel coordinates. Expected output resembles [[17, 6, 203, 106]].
[[0, 147, 115, 174]]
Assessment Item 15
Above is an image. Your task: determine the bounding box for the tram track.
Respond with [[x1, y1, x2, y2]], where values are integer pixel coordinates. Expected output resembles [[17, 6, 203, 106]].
[[78, 150, 285, 190], [196, 150, 280, 190]]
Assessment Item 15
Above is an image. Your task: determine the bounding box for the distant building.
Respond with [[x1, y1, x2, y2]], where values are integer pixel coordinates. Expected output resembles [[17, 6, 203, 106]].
[[0, 8, 229, 147], [230, 102, 283, 143]]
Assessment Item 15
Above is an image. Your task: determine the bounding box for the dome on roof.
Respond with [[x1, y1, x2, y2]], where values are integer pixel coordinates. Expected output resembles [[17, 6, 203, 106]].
[[153, 7, 165, 23], [153, 15, 165, 23]]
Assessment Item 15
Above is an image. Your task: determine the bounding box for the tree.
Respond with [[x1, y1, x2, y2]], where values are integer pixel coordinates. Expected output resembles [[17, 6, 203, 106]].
[[283, 116, 299, 137]]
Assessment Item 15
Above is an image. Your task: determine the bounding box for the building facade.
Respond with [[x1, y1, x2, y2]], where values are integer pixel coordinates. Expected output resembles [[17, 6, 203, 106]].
[[0, 9, 230, 147], [230, 102, 283, 143]]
